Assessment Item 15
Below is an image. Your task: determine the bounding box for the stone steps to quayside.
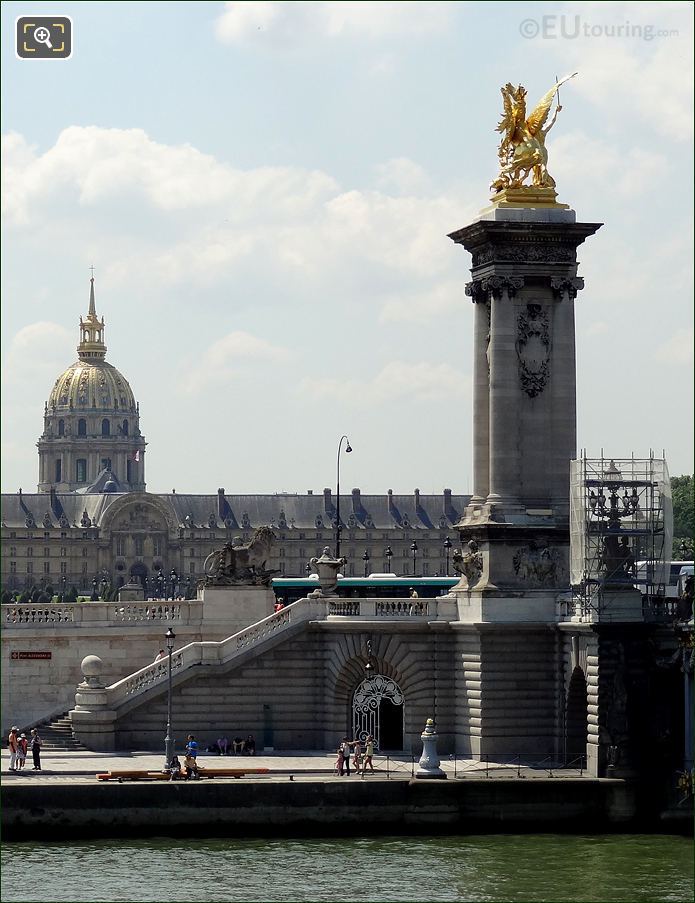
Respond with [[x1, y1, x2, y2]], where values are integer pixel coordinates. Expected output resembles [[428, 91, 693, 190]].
[[34, 715, 88, 751]]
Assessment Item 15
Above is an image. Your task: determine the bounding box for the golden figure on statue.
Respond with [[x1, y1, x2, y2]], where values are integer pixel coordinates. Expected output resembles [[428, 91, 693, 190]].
[[490, 73, 577, 201]]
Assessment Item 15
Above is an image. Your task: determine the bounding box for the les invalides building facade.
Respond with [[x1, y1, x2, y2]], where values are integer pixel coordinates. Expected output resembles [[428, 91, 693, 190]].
[[1, 280, 468, 598]]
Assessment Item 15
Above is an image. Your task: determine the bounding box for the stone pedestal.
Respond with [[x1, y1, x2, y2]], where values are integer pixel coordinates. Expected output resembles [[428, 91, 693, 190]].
[[416, 718, 447, 779], [201, 585, 275, 635], [118, 581, 144, 602]]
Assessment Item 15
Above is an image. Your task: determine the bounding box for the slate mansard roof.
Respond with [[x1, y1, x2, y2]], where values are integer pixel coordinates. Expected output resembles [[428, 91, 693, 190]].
[[1, 488, 468, 532]]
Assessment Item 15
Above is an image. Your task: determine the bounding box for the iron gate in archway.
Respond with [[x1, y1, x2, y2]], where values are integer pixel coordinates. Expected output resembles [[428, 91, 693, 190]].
[[352, 675, 404, 750]]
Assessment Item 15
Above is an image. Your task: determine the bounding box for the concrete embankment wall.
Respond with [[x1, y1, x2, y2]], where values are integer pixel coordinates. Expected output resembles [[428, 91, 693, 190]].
[[3, 779, 642, 841]]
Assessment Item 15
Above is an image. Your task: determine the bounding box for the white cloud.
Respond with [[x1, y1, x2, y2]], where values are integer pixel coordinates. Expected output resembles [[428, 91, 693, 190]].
[[379, 280, 463, 324], [374, 157, 432, 196], [536, 2, 693, 140], [2, 127, 339, 226], [183, 330, 291, 395], [1, 321, 74, 388], [300, 360, 469, 405], [214, 1, 454, 45], [654, 329, 694, 366]]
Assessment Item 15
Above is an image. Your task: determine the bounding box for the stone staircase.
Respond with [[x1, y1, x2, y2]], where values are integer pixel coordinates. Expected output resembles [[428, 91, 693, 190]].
[[34, 714, 88, 751]]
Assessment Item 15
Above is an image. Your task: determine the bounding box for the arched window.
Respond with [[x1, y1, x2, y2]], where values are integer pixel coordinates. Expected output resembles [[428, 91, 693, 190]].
[[101, 419, 110, 437], [55, 459, 62, 482], [58, 419, 65, 437], [78, 419, 87, 436], [122, 420, 129, 436]]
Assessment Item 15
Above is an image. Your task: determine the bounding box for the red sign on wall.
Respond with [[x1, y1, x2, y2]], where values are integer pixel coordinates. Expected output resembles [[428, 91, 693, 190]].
[[11, 651, 52, 660]]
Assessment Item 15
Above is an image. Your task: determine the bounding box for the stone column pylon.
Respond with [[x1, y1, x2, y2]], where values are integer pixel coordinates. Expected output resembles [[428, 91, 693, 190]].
[[466, 284, 490, 504]]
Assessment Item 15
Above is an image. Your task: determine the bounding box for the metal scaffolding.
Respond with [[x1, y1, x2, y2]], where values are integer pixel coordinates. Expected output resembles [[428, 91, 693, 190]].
[[569, 452, 672, 618]]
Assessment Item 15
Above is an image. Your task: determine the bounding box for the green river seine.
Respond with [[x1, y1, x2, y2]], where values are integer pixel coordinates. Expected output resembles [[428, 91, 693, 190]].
[[1, 834, 692, 902]]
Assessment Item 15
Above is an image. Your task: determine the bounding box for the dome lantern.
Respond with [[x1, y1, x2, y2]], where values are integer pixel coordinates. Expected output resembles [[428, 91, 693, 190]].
[[78, 276, 107, 362]]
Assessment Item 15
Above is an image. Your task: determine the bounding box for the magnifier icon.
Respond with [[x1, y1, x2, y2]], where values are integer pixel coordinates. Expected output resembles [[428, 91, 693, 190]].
[[33, 26, 53, 49]]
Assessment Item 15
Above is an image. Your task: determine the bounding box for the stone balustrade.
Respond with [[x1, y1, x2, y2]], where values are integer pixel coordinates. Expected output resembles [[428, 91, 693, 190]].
[[3, 600, 203, 628], [328, 598, 436, 618]]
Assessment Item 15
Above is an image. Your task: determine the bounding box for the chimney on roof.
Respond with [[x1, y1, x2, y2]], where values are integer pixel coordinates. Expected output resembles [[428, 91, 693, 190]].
[[414, 488, 421, 508], [218, 488, 225, 518], [307, 490, 313, 495], [387, 489, 394, 512], [323, 487, 332, 512], [352, 488, 361, 512]]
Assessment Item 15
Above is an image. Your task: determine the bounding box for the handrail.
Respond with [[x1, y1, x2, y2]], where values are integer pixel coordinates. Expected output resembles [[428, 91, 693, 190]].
[[106, 597, 322, 710]]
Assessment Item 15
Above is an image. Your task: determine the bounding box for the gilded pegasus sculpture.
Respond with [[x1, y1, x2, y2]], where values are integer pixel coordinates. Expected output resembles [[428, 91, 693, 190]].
[[491, 73, 577, 194]]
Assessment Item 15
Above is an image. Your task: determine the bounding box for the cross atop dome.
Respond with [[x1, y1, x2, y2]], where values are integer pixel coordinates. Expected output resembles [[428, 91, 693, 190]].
[[78, 273, 107, 361]]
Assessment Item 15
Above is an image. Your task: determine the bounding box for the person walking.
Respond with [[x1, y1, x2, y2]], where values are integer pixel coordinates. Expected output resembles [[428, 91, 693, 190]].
[[340, 737, 352, 776], [352, 738, 363, 775], [335, 745, 345, 776], [363, 735, 375, 773], [7, 726, 19, 772], [30, 729, 42, 770], [185, 734, 198, 759]]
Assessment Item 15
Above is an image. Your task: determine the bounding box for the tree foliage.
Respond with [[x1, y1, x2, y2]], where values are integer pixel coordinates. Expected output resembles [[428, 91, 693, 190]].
[[672, 474, 694, 558]]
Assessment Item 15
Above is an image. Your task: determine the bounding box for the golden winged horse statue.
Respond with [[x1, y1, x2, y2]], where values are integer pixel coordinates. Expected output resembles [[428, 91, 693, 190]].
[[491, 73, 577, 193]]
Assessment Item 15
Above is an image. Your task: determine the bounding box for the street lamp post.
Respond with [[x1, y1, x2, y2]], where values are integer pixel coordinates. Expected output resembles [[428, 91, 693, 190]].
[[335, 435, 352, 557], [385, 546, 393, 574], [91, 576, 99, 601], [60, 575, 67, 602], [362, 550, 371, 578], [170, 568, 178, 600], [443, 537, 452, 576], [157, 571, 164, 600], [305, 562, 311, 576], [164, 627, 176, 768], [411, 541, 418, 577]]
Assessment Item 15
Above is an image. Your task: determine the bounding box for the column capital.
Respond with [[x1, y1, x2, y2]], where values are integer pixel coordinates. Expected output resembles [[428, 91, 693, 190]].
[[551, 276, 584, 299], [466, 275, 524, 302]]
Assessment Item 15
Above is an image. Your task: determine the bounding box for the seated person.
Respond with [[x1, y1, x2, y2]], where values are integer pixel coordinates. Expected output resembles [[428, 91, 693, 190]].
[[183, 753, 199, 780], [168, 755, 182, 781], [232, 736, 245, 755], [217, 736, 229, 756], [245, 734, 256, 756]]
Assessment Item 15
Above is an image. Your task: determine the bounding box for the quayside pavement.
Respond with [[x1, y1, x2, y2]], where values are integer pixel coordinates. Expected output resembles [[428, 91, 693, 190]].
[[3, 749, 592, 783]]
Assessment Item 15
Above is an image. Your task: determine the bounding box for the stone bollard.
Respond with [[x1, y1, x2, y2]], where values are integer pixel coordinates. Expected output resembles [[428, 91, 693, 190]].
[[415, 717, 447, 779], [69, 654, 117, 751]]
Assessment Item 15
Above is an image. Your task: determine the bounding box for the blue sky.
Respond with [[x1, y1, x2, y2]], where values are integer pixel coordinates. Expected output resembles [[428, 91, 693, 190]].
[[2, 1, 693, 494]]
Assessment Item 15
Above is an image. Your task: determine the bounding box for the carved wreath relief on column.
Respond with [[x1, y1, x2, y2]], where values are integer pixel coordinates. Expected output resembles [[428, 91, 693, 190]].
[[516, 303, 550, 397], [512, 541, 564, 587]]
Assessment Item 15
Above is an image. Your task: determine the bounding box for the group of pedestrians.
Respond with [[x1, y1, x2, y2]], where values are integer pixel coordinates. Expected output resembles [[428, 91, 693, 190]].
[[7, 726, 42, 771], [336, 735, 374, 776]]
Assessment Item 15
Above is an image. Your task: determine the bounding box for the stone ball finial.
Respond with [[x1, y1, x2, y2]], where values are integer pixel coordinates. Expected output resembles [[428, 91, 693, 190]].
[[81, 654, 103, 679]]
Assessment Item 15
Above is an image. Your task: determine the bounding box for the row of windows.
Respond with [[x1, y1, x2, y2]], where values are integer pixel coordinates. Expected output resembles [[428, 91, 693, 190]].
[[53, 457, 137, 484], [57, 418, 129, 438]]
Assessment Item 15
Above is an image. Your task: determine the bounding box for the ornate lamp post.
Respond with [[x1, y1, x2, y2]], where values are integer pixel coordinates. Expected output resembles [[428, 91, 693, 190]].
[[164, 627, 176, 768], [100, 575, 108, 600], [91, 576, 99, 601], [156, 571, 164, 600], [60, 575, 67, 602], [335, 435, 352, 557], [362, 550, 371, 578], [443, 537, 452, 576], [170, 568, 178, 600], [411, 541, 419, 577], [305, 562, 312, 576], [384, 546, 393, 573]]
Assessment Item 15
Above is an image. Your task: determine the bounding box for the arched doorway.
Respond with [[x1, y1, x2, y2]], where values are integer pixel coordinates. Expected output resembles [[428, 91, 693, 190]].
[[565, 667, 588, 764], [352, 675, 404, 751]]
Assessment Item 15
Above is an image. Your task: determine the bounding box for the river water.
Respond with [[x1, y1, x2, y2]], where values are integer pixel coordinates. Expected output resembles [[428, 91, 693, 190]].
[[1, 834, 692, 902]]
